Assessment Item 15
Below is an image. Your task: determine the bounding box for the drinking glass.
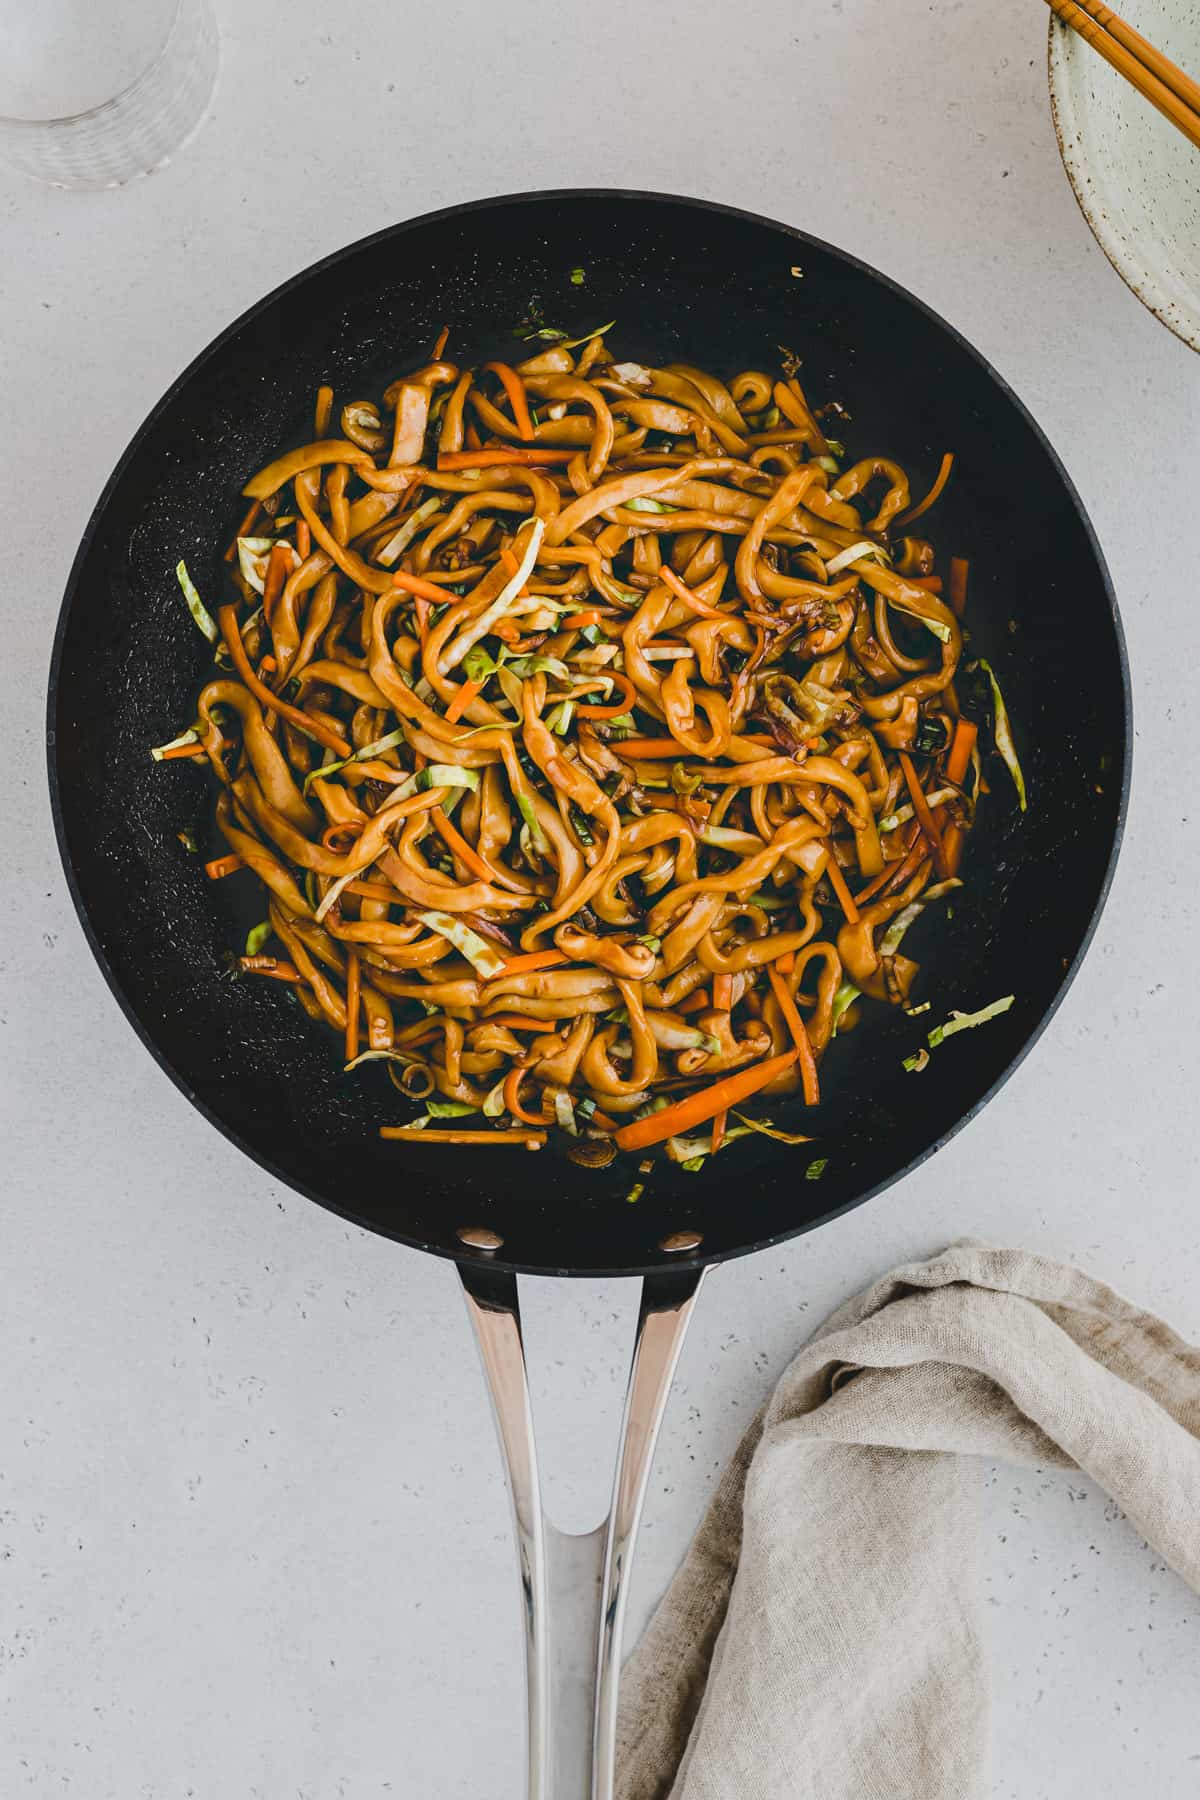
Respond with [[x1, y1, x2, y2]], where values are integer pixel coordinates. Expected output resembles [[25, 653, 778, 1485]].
[[0, 0, 217, 189]]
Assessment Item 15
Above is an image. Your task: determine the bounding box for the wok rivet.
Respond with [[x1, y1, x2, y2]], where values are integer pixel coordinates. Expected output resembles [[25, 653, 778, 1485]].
[[457, 1225, 504, 1252], [659, 1229, 703, 1253]]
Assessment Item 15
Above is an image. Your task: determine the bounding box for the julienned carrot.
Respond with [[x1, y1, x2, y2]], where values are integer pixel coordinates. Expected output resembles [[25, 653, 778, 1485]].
[[767, 967, 820, 1106], [712, 973, 733, 1012], [899, 751, 946, 876], [224, 499, 262, 562], [437, 448, 576, 469], [159, 740, 207, 760], [296, 520, 311, 560], [823, 852, 860, 924], [444, 678, 483, 726], [431, 805, 499, 886], [948, 558, 969, 616], [945, 715, 977, 785], [499, 545, 520, 579], [578, 672, 637, 719], [217, 606, 350, 756], [562, 609, 603, 629], [894, 452, 954, 528], [615, 1050, 799, 1151], [391, 568, 456, 604], [677, 989, 711, 1014], [487, 949, 570, 981], [380, 1125, 547, 1148], [775, 951, 795, 975], [205, 853, 243, 879], [940, 717, 978, 876], [855, 828, 926, 906], [483, 361, 536, 442], [658, 565, 728, 619], [504, 1065, 550, 1126], [345, 950, 361, 1062]]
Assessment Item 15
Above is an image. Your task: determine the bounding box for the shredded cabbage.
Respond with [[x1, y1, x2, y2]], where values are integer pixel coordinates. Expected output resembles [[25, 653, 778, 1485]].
[[927, 994, 1014, 1049], [731, 1111, 813, 1145], [303, 726, 409, 793], [235, 536, 280, 595], [805, 1158, 829, 1180], [624, 497, 678, 515], [440, 517, 546, 673], [376, 496, 442, 567], [831, 982, 860, 1034], [973, 659, 1027, 811], [245, 920, 272, 955], [825, 541, 886, 577], [150, 728, 200, 761], [416, 910, 507, 979], [878, 879, 961, 958], [554, 1092, 579, 1136], [175, 561, 217, 642], [482, 1077, 507, 1118]]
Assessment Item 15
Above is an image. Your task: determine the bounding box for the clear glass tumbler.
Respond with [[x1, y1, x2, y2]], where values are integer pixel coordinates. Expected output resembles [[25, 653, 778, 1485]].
[[0, 0, 218, 190]]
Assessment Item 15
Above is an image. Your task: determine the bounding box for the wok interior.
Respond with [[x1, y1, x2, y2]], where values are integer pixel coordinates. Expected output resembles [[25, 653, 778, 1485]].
[[50, 193, 1127, 1273]]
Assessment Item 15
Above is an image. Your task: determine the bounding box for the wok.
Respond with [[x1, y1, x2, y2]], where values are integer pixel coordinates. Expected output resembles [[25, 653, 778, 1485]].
[[48, 191, 1129, 1798]]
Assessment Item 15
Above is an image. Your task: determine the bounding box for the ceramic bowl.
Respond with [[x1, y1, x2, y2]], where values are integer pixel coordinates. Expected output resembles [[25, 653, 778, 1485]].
[[1049, 4, 1200, 351]]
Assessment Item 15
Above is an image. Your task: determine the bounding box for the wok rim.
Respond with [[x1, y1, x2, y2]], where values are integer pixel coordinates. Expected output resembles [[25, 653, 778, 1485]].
[[46, 186, 1133, 1278]]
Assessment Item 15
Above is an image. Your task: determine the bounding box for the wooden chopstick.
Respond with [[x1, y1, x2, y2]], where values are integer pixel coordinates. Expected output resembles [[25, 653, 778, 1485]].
[[1046, 0, 1200, 150]]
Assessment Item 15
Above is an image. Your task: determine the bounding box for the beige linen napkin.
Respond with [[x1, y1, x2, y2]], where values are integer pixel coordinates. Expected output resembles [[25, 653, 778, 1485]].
[[617, 1243, 1200, 1800]]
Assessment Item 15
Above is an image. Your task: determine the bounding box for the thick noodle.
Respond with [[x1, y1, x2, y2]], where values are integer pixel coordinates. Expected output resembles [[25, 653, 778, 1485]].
[[166, 326, 983, 1168]]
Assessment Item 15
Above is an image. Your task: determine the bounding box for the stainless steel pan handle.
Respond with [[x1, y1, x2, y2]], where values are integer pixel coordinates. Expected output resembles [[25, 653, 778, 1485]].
[[460, 1260, 706, 1800]]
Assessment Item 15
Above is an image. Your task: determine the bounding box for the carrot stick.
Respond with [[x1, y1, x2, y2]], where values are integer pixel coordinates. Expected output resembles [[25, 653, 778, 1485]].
[[296, 521, 311, 560], [438, 448, 576, 469], [615, 1050, 799, 1151], [204, 853, 243, 879], [894, 452, 954, 528], [499, 545, 520, 579], [483, 361, 536, 441], [948, 558, 968, 616], [217, 606, 350, 756], [224, 499, 262, 562], [445, 678, 483, 726], [487, 948, 571, 980], [578, 673, 637, 719], [767, 967, 820, 1105], [854, 829, 927, 906], [945, 715, 977, 785], [899, 751, 946, 876], [710, 1109, 728, 1154], [344, 951, 361, 1062], [391, 568, 457, 604], [431, 805, 501, 886], [775, 951, 795, 975], [159, 740, 208, 760], [380, 1126, 547, 1147], [712, 973, 733, 1012], [678, 989, 711, 1014], [562, 609, 603, 629], [658, 565, 729, 619], [823, 852, 860, 924], [504, 1066, 549, 1125], [939, 717, 979, 876]]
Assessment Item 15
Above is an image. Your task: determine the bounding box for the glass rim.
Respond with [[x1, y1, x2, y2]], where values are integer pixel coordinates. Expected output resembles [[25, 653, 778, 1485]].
[[0, 0, 186, 130]]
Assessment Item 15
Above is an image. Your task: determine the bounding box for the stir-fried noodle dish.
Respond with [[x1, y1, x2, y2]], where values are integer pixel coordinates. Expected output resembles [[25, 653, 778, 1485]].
[[158, 321, 1024, 1173]]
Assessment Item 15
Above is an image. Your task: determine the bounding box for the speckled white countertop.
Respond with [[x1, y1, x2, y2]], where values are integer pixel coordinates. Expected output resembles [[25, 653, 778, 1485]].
[[2, 2, 1199, 1794]]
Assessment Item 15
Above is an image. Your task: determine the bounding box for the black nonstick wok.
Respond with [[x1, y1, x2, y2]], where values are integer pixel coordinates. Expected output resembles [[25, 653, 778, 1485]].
[[48, 191, 1129, 1798]]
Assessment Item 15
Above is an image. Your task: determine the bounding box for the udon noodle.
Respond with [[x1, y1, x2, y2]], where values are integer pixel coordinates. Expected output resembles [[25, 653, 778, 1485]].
[[161, 325, 998, 1170]]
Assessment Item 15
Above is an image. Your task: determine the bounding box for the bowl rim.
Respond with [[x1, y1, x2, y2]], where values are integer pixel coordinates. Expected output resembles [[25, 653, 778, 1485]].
[[1048, 15, 1200, 354]]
